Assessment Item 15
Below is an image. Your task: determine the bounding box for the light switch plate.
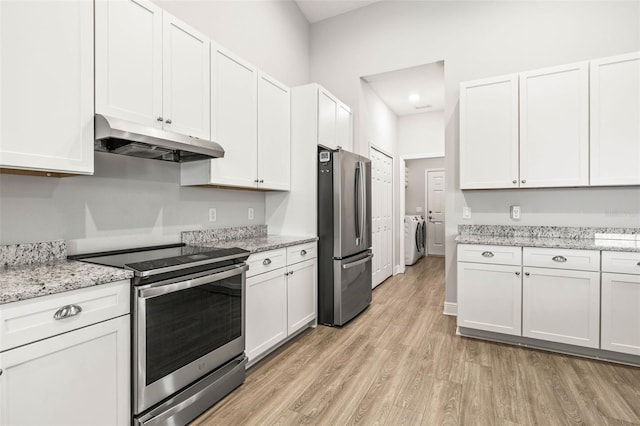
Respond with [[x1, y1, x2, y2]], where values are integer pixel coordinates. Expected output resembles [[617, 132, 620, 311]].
[[248, 207, 254, 220], [462, 207, 471, 219], [209, 208, 217, 222]]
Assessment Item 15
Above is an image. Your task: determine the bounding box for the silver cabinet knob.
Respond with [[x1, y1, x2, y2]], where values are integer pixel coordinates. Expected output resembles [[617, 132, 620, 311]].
[[515, 272, 521, 276], [512, 180, 517, 184], [521, 179, 527, 184], [300, 249, 307, 256], [259, 179, 264, 183], [157, 116, 163, 122], [263, 258, 271, 266], [525, 272, 530, 277], [165, 119, 172, 124], [552, 255, 567, 263], [636, 262, 640, 266], [53, 304, 83, 320], [481, 251, 494, 258], [0, 369, 3, 376], [254, 179, 259, 183]]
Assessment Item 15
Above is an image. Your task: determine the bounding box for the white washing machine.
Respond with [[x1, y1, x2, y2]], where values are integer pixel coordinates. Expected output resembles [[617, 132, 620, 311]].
[[404, 215, 425, 265]]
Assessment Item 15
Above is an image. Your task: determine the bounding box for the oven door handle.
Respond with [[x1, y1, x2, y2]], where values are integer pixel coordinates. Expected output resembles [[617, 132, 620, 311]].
[[138, 264, 248, 299]]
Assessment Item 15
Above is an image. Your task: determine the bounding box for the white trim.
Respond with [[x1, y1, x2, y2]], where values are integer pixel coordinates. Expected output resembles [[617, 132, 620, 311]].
[[370, 142, 394, 159], [394, 265, 405, 275], [401, 153, 445, 160], [443, 302, 457, 316]]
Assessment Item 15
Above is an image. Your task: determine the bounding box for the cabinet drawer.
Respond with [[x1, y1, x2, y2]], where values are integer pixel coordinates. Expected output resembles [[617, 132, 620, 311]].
[[287, 242, 317, 265], [246, 249, 286, 278], [0, 280, 130, 352], [457, 244, 521, 265], [523, 247, 600, 271], [602, 251, 640, 275]]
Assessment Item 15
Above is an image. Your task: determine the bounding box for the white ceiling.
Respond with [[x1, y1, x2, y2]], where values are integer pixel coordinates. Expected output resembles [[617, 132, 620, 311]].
[[295, 0, 382, 24], [363, 61, 445, 116]]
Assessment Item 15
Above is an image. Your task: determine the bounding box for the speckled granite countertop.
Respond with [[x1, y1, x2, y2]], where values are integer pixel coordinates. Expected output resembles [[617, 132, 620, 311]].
[[194, 235, 318, 254], [0, 240, 134, 305], [0, 260, 133, 305], [456, 225, 640, 252]]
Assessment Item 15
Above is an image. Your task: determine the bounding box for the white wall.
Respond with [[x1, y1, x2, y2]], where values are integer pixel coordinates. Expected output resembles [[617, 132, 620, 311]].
[[309, 0, 640, 305], [405, 157, 445, 216], [361, 81, 403, 270], [398, 111, 445, 158], [0, 0, 310, 252]]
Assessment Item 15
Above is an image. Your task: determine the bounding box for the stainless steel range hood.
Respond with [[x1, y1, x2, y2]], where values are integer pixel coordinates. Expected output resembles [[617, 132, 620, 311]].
[[94, 114, 224, 162]]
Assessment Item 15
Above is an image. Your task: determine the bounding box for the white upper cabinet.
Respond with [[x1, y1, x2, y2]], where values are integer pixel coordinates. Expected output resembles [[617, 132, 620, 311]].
[[258, 71, 291, 191], [0, 0, 94, 175], [318, 88, 339, 149], [162, 14, 210, 139], [519, 62, 589, 188], [336, 102, 354, 152], [459, 74, 519, 189], [96, 0, 209, 138], [590, 52, 640, 186], [95, 0, 162, 128]]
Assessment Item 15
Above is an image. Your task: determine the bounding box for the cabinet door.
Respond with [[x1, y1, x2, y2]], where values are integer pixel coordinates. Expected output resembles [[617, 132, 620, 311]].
[[522, 267, 599, 348], [287, 259, 317, 335], [459, 74, 519, 189], [209, 44, 258, 187], [95, 0, 162, 128], [0, 315, 130, 425], [457, 262, 522, 336], [519, 62, 589, 188], [601, 273, 640, 355], [318, 88, 338, 149], [336, 102, 353, 152], [590, 52, 640, 186], [162, 13, 210, 139], [0, 0, 94, 175], [258, 72, 290, 191], [246, 268, 287, 362]]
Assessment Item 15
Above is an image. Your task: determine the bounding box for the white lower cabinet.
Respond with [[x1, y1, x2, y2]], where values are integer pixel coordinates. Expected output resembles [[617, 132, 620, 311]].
[[245, 243, 317, 365], [0, 315, 130, 425], [522, 267, 600, 348], [246, 268, 288, 362], [457, 262, 522, 336]]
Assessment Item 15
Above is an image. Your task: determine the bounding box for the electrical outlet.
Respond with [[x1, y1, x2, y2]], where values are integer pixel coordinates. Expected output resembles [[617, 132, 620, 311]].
[[510, 205, 521, 220], [463, 206, 472, 219], [416, 207, 423, 213], [248, 207, 254, 220], [208, 208, 217, 222]]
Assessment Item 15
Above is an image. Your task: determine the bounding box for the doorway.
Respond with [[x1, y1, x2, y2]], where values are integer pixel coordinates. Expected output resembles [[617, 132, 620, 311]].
[[425, 168, 445, 256], [370, 146, 393, 288]]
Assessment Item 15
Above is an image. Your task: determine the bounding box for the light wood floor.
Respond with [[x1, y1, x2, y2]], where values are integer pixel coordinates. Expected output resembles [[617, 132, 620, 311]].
[[193, 256, 640, 425]]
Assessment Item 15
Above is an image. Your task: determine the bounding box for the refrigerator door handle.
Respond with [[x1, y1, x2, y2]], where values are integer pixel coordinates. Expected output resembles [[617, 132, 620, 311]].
[[354, 162, 361, 246], [360, 160, 366, 246], [342, 253, 374, 269]]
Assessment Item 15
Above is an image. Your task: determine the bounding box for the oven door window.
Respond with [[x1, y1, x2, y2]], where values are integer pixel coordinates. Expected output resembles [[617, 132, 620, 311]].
[[144, 275, 242, 385]]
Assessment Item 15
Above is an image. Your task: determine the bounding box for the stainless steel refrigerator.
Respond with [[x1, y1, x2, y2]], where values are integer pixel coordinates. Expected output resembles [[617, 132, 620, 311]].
[[317, 147, 373, 326]]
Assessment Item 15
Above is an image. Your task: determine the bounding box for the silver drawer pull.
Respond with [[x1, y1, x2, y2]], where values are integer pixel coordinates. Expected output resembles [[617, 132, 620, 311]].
[[515, 272, 521, 276], [263, 258, 272, 266], [552, 255, 567, 263], [481, 251, 494, 258], [525, 272, 530, 276], [53, 304, 83, 320], [300, 249, 307, 256]]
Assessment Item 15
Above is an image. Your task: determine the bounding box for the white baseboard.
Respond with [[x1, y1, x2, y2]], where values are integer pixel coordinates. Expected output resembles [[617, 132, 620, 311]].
[[393, 265, 405, 275], [443, 302, 457, 316]]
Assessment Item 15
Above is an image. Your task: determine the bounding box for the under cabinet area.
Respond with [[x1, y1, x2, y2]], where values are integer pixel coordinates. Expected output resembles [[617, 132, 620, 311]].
[[245, 243, 317, 366], [95, 0, 210, 139], [0, 0, 94, 175], [0, 281, 130, 425]]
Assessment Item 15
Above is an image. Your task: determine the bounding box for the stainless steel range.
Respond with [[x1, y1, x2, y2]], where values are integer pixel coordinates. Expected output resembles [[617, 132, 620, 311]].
[[71, 243, 250, 425]]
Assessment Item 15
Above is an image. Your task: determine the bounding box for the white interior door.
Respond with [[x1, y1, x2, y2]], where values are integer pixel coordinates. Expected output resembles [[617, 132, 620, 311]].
[[371, 147, 393, 288], [426, 169, 445, 256]]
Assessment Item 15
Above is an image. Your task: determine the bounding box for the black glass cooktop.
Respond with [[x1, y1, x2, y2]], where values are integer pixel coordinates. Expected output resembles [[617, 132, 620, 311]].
[[70, 243, 249, 276]]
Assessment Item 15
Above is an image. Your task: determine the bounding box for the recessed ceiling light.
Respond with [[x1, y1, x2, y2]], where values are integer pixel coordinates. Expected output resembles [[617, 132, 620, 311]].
[[409, 93, 420, 103]]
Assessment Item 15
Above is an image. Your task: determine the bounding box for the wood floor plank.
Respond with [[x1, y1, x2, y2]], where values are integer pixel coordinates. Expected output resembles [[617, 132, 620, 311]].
[[192, 256, 640, 426]]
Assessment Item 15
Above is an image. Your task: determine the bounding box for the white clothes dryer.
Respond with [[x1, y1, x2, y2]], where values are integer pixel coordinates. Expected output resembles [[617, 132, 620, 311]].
[[404, 215, 425, 265]]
